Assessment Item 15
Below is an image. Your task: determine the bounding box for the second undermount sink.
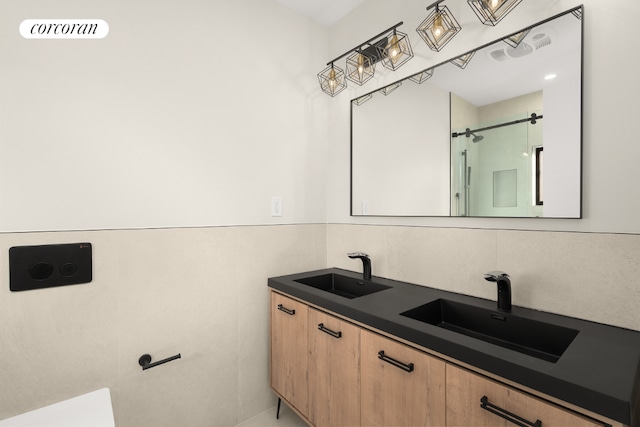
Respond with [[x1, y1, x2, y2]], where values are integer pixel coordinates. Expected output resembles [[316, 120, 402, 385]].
[[294, 273, 391, 299], [400, 298, 579, 363]]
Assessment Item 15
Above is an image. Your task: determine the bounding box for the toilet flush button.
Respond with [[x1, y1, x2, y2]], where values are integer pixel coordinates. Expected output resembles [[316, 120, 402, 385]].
[[29, 262, 55, 280], [9, 242, 92, 291], [60, 262, 79, 277]]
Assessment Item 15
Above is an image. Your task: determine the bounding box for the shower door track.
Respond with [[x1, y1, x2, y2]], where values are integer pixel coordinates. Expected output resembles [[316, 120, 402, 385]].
[[451, 113, 543, 138]]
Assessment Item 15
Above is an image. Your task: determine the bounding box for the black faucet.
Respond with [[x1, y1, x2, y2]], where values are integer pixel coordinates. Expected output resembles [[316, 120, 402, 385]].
[[348, 252, 371, 281], [484, 271, 511, 312]]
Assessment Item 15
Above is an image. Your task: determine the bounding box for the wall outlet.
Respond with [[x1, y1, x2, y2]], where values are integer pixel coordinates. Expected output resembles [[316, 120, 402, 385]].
[[271, 197, 283, 217]]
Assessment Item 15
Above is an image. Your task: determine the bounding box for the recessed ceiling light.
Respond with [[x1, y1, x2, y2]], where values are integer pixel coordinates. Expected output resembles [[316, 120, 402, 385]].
[[544, 73, 557, 80]]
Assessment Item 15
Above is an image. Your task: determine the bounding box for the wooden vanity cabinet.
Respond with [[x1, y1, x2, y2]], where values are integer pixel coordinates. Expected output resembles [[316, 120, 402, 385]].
[[361, 329, 446, 426], [270, 290, 620, 427], [308, 308, 361, 427], [270, 292, 309, 418], [446, 364, 607, 427]]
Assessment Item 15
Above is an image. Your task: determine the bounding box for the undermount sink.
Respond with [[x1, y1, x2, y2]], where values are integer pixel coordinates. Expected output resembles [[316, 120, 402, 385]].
[[400, 298, 579, 363], [294, 273, 391, 299]]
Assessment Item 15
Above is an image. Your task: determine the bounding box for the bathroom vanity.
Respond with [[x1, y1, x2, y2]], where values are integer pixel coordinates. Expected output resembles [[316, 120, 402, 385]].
[[268, 268, 640, 427]]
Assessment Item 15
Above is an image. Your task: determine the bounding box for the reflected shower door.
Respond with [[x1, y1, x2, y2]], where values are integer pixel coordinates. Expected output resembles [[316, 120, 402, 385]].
[[451, 112, 542, 217]]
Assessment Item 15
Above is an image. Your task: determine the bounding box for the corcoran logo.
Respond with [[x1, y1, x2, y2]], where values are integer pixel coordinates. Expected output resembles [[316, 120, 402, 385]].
[[20, 19, 109, 39]]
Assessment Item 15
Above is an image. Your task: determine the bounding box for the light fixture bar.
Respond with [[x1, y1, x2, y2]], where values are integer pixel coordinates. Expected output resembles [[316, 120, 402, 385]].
[[426, 0, 447, 11], [325, 22, 405, 66]]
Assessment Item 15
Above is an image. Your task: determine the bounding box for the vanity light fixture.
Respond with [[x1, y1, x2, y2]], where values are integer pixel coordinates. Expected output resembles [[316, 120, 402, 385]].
[[450, 51, 476, 69], [467, 0, 523, 26], [318, 22, 412, 97], [380, 82, 402, 95], [416, 0, 461, 52], [378, 28, 414, 71], [346, 50, 375, 86], [318, 63, 347, 97], [409, 68, 434, 84], [503, 29, 530, 48]]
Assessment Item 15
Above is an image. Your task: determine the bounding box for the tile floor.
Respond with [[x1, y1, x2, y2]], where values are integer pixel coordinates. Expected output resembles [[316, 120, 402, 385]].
[[235, 402, 307, 427]]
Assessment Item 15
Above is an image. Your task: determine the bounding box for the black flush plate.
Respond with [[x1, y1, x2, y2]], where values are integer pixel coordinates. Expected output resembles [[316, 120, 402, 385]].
[[9, 243, 92, 291]]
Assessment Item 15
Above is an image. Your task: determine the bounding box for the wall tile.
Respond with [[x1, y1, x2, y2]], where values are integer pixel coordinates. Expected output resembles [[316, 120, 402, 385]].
[[235, 225, 326, 423], [0, 224, 327, 426], [497, 230, 640, 330], [328, 224, 640, 331], [114, 227, 240, 427], [327, 224, 498, 299], [0, 232, 119, 418]]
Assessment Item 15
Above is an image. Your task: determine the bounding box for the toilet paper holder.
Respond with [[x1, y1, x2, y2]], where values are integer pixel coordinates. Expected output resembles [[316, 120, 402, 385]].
[[138, 353, 181, 371]]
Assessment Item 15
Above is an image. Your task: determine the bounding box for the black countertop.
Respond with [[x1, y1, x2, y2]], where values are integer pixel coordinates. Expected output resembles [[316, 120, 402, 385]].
[[268, 268, 640, 426]]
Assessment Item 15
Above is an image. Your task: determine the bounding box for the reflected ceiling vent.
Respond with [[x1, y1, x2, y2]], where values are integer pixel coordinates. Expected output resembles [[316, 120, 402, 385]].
[[487, 26, 554, 62], [489, 48, 509, 61], [507, 42, 534, 58], [531, 32, 552, 49]]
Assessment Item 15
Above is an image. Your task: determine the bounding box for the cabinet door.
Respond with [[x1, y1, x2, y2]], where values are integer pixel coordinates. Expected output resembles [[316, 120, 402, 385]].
[[270, 291, 308, 417], [308, 308, 361, 427], [361, 329, 446, 427], [446, 364, 606, 427]]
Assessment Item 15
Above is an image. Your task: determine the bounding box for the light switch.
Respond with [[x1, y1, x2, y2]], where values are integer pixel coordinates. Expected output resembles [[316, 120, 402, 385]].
[[271, 197, 283, 217]]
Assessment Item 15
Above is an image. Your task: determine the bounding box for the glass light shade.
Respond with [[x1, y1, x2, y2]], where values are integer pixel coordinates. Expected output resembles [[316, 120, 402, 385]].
[[378, 30, 413, 71], [409, 68, 434, 84], [318, 64, 347, 97], [346, 51, 375, 85], [380, 82, 402, 95], [467, 0, 523, 26], [416, 6, 461, 52], [450, 51, 476, 69], [503, 29, 530, 48]]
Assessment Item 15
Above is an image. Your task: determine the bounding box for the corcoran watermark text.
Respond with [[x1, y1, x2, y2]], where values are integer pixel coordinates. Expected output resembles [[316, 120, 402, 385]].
[[20, 19, 109, 39]]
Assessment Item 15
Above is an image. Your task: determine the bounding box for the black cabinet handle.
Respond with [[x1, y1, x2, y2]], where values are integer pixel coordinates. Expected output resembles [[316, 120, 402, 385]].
[[277, 304, 295, 315], [378, 350, 414, 372], [480, 396, 542, 427], [318, 323, 342, 338]]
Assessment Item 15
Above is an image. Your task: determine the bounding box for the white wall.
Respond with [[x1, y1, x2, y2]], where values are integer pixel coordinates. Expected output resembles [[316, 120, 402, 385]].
[[0, 0, 328, 232]]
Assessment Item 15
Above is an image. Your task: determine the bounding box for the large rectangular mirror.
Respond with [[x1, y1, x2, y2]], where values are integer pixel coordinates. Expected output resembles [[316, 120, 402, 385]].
[[351, 7, 582, 218]]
